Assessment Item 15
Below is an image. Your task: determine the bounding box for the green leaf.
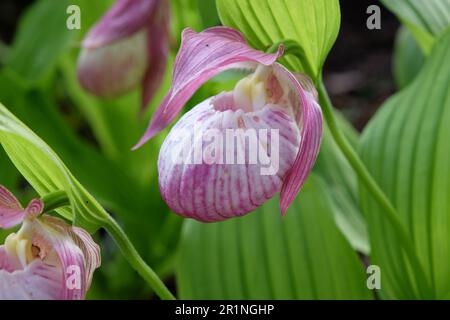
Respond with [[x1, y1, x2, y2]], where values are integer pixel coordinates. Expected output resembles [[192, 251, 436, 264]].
[[216, 0, 340, 80], [314, 114, 369, 254], [360, 29, 450, 299], [393, 26, 425, 89], [0, 102, 109, 232], [177, 175, 372, 299], [381, 0, 450, 54]]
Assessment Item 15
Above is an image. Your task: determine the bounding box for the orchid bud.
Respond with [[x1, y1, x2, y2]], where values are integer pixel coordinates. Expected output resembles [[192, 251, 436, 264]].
[[77, 0, 170, 110], [136, 27, 323, 222], [0, 186, 100, 300]]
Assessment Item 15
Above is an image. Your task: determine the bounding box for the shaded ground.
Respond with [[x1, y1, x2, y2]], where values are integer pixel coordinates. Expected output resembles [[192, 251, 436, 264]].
[[323, 0, 399, 131]]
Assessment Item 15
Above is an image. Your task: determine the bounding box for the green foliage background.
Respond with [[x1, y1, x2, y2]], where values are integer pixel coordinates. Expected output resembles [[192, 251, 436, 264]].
[[0, 0, 449, 299]]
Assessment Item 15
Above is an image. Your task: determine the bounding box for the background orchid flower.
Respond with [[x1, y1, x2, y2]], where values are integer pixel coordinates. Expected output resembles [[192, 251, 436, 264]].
[[136, 27, 323, 222], [77, 0, 170, 110], [0, 186, 101, 300]]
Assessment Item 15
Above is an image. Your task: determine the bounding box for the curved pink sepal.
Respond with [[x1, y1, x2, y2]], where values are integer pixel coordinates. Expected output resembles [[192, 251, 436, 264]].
[[0, 185, 43, 229], [276, 64, 323, 215], [134, 26, 284, 149]]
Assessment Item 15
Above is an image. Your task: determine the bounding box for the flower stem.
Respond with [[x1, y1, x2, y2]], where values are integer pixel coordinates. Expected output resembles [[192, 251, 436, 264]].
[[104, 217, 176, 300], [41, 191, 175, 300], [42, 190, 70, 212], [318, 81, 433, 298]]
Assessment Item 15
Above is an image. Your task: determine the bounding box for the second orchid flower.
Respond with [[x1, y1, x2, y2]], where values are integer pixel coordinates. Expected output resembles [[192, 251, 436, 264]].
[[0, 186, 100, 300]]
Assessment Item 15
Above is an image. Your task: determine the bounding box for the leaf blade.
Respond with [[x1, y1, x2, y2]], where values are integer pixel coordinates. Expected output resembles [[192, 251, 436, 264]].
[[177, 176, 372, 299]]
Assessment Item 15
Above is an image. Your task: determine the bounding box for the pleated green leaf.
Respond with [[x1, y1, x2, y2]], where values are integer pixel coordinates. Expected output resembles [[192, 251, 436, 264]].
[[381, 0, 450, 54], [177, 175, 372, 299], [216, 0, 340, 80], [393, 26, 425, 89], [0, 103, 109, 232], [360, 29, 450, 299]]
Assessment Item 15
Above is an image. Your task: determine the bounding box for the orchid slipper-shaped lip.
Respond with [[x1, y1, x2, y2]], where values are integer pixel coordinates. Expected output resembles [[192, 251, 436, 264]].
[[77, 0, 170, 110], [136, 27, 322, 221], [0, 186, 101, 300]]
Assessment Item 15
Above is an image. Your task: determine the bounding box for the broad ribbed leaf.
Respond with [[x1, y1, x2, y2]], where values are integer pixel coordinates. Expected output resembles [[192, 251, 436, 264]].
[[0, 103, 109, 232], [381, 0, 450, 54], [177, 175, 372, 299], [393, 27, 425, 89], [360, 30, 450, 299], [216, 0, 340, 80]]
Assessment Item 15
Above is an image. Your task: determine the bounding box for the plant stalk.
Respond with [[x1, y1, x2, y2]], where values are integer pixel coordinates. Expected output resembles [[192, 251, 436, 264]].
[[104, 216, 176, 300], [318, 81, 433, 298]]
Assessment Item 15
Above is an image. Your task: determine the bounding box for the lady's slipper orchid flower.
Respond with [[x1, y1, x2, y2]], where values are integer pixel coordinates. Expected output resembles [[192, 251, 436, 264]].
[[136, 27, 323, 222], [77, 0, 169, 110], [0, 186, 100, 300]]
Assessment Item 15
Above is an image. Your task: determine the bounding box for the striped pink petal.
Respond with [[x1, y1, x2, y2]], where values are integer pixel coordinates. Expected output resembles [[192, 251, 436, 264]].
[[134, 26, 284, 148], [0, 185, 43, 229], [35, 216, 101, 300], [0, 215, 100, 300]]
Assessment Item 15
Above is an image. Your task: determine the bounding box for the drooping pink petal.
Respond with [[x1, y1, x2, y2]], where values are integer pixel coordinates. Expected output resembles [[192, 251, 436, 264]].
[[0, 185, 24, 228], [82, 0, 160, 49], [141, 0, 170, 111], [274, 64, 323, 215], [0, 185, 43, 229], [134, 27, 284, 148]]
